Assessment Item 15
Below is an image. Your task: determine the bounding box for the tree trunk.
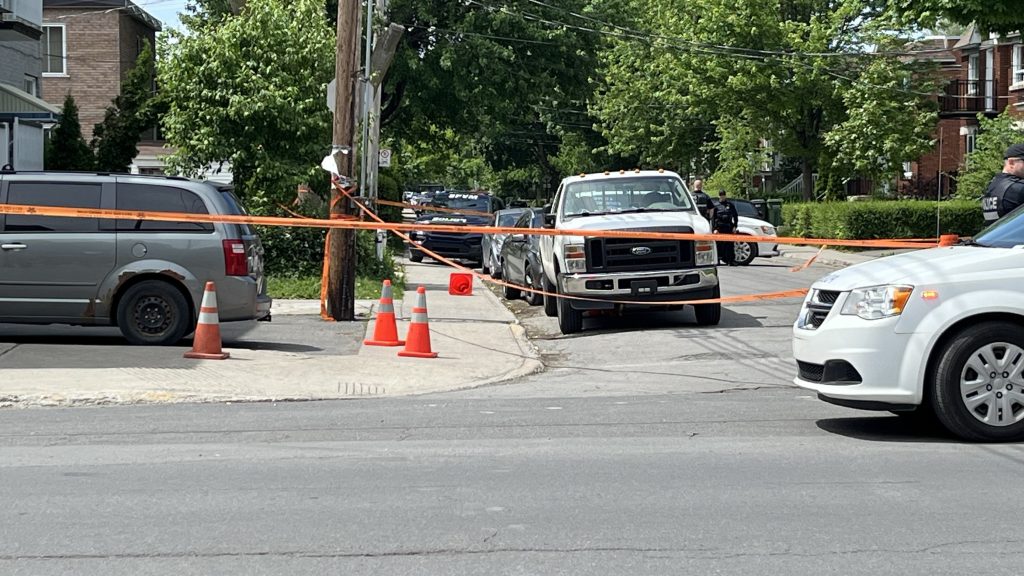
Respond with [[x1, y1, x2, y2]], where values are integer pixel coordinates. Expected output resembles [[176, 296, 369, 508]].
[[801, 160, 814, 202]]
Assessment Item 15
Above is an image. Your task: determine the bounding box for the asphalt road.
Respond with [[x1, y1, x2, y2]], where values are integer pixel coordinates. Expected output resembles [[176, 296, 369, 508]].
[[5, 258, 1023, 575]]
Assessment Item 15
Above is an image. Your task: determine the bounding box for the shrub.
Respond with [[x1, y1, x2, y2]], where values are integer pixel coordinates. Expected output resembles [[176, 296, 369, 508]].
[[782, 200, 985, 239]]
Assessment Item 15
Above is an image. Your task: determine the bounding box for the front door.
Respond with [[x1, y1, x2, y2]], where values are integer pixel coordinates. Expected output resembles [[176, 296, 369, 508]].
[[0, 179, 116, 321]]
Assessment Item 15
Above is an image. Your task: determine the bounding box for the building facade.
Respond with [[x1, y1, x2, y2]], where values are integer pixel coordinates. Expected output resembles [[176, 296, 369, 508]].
[[0, 0, 58, 169], [40, 0, 162, 171]]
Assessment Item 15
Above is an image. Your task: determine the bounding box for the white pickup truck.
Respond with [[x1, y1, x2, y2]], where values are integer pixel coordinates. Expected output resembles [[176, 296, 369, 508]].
[[539, 170, 721, 334]]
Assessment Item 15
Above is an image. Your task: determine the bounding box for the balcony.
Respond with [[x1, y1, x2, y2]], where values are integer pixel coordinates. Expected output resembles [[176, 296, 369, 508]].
[[939, 79, 1000, 117]]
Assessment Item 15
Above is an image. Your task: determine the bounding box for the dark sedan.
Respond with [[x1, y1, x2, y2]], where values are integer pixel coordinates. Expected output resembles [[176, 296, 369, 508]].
[[498, 208, 545, 306]]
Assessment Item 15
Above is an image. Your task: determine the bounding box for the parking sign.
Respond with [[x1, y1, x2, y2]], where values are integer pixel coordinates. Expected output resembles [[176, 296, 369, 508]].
[[379, 149, 392, 168]]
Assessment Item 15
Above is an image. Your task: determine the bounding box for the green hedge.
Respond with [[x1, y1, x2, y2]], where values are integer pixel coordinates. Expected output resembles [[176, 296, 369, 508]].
[[781, 200, 985, 240]]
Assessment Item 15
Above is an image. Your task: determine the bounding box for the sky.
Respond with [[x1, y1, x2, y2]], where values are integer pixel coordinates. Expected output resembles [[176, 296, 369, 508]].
[[135, 0, 188, 31]]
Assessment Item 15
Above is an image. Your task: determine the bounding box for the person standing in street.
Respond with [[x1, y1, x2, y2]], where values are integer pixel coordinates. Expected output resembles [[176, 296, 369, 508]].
[[981, 143, 1024, 223], [692, 179, 713, 222], [713, 190, 739, 265]]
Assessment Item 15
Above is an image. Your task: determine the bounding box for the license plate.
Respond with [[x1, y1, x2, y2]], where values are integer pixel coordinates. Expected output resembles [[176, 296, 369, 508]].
[[631, 279, 658, 296]]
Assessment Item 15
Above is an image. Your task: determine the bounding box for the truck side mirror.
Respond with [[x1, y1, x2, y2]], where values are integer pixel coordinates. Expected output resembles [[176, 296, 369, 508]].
[[543, 212, 556, 229]]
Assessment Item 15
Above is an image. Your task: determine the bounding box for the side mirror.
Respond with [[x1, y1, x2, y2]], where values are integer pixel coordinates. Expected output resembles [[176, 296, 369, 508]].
[[543, 212, 557, 229], [511, 233, 527, 242]]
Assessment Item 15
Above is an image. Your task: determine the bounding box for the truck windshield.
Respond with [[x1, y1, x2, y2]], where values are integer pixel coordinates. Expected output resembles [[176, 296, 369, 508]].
[[563, 177, 694, 218], [974, 203, 1024, 248], [432, 192, 491, 212]]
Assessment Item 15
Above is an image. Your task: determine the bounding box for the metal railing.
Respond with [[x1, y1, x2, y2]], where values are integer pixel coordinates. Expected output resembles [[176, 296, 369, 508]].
[[939, 79, 999, 115]]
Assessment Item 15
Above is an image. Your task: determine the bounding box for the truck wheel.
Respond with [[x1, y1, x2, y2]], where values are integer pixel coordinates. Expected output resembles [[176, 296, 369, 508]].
[[733, 239, 757, 266], [542, 275, 558, 317], [116, 280, 191, 346], [409, 250, 424, 263], [501, 262, 522, 300], [931, 321, 1024, 442], [693, 285, 722, 326], [556, 290, 583, 334]]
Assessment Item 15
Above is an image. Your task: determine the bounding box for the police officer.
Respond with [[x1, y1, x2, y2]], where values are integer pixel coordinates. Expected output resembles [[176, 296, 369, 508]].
[[692, 179, 713, 221], [713, 190, 739, 265], [981, 143, 1024, 223]]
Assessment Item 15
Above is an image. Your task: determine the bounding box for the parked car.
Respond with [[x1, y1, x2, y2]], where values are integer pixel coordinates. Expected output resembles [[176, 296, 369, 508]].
[[793, 207, 1024, 442], [539, 170, 720, 335], [711, 197, 780, 265], [499, 208, 545, 306], [0, 172, 271, 345], [407, 191, 504, 264], [482, 208, 529, 277]]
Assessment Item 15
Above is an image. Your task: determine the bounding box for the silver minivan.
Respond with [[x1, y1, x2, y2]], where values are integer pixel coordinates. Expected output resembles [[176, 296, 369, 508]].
[[0, 172, 272, 345]]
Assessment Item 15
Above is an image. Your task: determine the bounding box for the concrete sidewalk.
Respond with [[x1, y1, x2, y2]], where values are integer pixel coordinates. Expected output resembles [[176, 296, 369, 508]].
[[776, 244, 920, 268], [0, 260, 542, 407]]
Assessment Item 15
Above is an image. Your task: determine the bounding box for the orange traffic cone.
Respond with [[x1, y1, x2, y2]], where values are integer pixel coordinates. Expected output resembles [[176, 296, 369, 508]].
[[184, 282, 230, 360], [398, 286, 438, 359], [364, 279, 405, 347], [939, 234, 959, 246], [448, 272, 473, 296]]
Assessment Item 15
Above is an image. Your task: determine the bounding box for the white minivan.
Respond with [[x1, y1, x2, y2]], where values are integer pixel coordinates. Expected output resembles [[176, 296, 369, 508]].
[[793, 209, 1024, 441]]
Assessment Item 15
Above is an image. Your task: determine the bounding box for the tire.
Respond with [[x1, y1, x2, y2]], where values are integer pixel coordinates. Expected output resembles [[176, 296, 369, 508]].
[[409, 250, 424, 263], [501, 261, 522, 300], [556, 287, 583, 334], [931, 321, 1024, 442], [693, 285, 722, 326], [491, 253, 503, 279], [542, 274, 558, 317], [733, 239, 757, 266], [524, 266, 543, 306], [116, 280, 191, 346]]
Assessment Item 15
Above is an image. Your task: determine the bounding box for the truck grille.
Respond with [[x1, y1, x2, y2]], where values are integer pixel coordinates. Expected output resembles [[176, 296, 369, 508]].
[[585, 227, 695, 273]]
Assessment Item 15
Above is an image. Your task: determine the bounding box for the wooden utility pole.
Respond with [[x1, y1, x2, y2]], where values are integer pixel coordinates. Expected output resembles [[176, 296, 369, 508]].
[[327, 0, 361, 321]]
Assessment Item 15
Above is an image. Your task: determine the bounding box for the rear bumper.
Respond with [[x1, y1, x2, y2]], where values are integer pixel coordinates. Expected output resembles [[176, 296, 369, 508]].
[[217, 276, 272, 322]]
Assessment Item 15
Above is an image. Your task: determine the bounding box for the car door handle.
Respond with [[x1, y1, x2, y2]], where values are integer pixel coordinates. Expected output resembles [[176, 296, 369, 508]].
[[1, 243, 27, 251]]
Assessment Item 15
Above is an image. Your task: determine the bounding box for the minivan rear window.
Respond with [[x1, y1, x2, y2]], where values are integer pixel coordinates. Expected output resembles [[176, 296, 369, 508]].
[[4, 182, 102, 233], [116, 184, 214, 232], [218, 190, 254, 236]]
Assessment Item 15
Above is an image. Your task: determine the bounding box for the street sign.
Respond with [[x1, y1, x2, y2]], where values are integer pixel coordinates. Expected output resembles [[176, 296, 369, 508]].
[[326, 79, 336, 112], [379, 148, 392, 168]]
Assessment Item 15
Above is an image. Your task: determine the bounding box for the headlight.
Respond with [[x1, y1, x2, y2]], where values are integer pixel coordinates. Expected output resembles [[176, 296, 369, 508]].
[[841, 285, 913, 320], [759, 225, 776, 236], [563, 244, 586, 273], [695, 240, 717, 266]]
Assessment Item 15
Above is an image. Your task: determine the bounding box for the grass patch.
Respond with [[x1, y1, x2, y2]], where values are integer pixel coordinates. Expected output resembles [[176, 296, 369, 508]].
[[268, 275, 406, 300]]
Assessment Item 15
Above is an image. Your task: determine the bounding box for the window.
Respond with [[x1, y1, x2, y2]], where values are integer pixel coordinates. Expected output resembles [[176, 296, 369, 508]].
[[23, 75, 37, 97], [4, 183, 101, 233], [1013, 44, 1024, 86], [43, 25, 66, 76], [562, 177, 694, 218], [966, 131, 977, 154], [967, 53, 979, 95], [115, 184, 214, 232]]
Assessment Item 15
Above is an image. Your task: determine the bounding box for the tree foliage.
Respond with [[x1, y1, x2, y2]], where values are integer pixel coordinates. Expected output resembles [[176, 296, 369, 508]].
[[956, 109, 1024, 200], [92, 40, 163, 173], [45, 94, 94, 171], [891, 0, 1024, 35], [592, 0, 941, 199], [159, 0, 334, 206]]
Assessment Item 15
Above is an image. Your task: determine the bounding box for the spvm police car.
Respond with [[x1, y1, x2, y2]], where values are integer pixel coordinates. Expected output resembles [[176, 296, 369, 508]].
[[407, 191, 505, 264]]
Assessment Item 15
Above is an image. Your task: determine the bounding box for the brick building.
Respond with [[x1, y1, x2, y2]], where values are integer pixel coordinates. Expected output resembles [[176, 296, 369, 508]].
[[40, 0, 161, 158], [906, 28, 1024, 198]]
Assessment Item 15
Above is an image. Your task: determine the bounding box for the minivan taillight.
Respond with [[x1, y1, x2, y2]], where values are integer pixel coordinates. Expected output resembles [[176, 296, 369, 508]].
[[223, 239, 248, 276]]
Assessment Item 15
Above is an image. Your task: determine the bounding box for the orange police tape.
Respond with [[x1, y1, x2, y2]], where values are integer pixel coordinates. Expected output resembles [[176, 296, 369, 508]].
[[0, 202, 946, 250], [332, 185, 812, 307]]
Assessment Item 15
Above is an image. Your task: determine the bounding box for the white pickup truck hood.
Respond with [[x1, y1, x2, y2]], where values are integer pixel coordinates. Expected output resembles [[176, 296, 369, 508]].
[[559, 211, 711, 234], [812, 245, 1024, 291]]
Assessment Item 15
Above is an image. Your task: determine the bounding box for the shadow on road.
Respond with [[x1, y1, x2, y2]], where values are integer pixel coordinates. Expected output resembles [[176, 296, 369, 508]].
[[816, 416, 958, 443]]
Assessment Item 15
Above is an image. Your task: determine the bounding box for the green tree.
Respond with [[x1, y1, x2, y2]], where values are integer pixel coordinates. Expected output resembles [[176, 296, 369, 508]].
[[45, 94, 94, 171], [956, 109, 1024, 199], [592, 0, 941, 200], [890, 0, 1024, 35], [92, 40, 162, 173], [158, 0, 334, 207]]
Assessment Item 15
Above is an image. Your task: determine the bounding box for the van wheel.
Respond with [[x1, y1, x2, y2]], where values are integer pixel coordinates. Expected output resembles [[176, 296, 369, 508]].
[[501, 261, 521, 300], [116, 280, 191, 346], [693, 285, 722, 326], [931, 321, 1024, 442], [542, 275, 558, 317], [409, 250, 424, 263], [524, 267, 543, 306], [556, 290, 583, 334]]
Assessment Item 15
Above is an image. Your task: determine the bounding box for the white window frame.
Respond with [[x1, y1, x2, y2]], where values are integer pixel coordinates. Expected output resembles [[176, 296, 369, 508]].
[[967, 53, 979, 96], [23, 74, 37, 97], [42, 24, 68, 77], [1013, 44, 1024, 87]]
